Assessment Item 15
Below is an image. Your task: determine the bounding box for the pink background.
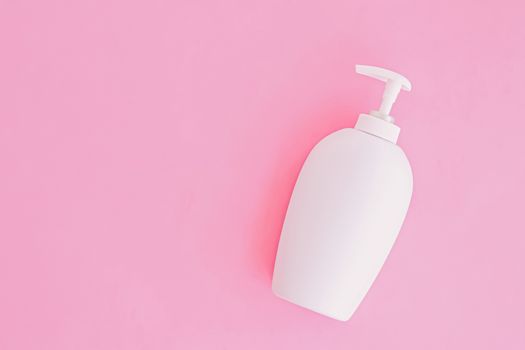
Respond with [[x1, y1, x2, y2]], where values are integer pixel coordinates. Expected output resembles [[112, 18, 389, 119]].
[[1, 1, 524, 349]]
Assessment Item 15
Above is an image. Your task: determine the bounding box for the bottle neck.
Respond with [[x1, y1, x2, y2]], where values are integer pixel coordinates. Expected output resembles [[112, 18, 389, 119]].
[[354, 114, 400, 144]]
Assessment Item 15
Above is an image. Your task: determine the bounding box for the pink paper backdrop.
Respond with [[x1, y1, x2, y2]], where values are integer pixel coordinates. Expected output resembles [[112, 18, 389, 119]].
[[1, 1, 524, 349]]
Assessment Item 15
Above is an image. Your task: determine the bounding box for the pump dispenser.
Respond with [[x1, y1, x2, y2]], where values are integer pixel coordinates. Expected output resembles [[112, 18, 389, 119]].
[[272, 65, 413, 321], [354, 65, 412, 143]]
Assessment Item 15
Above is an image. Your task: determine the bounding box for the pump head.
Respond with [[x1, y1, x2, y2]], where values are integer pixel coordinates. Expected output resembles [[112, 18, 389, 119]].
[[356, 65, 412, 123]]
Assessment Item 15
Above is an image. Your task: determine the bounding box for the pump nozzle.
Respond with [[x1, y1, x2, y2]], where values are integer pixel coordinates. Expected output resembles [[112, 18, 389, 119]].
[[356, 65, 412, 122]]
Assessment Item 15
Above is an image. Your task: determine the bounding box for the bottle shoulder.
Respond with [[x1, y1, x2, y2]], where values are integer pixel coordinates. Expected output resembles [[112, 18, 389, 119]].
[[308, 128, 413, 182], [315, 128, 408, 157]]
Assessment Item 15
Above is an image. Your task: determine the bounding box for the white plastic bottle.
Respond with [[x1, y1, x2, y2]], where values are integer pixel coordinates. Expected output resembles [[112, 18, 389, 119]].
[[272, 65, 413, 321]]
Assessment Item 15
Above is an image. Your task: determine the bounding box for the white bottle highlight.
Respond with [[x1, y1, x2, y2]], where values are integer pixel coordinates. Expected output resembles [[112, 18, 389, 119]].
[[272, 65, 413, 321]]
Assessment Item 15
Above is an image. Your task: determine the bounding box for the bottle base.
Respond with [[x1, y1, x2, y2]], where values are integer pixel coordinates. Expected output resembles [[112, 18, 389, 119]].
[[272, 284, 352, 322]]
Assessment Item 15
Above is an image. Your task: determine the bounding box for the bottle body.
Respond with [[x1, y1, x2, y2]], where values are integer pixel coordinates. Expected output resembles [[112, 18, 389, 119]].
[[272, 128, 413, 321]]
